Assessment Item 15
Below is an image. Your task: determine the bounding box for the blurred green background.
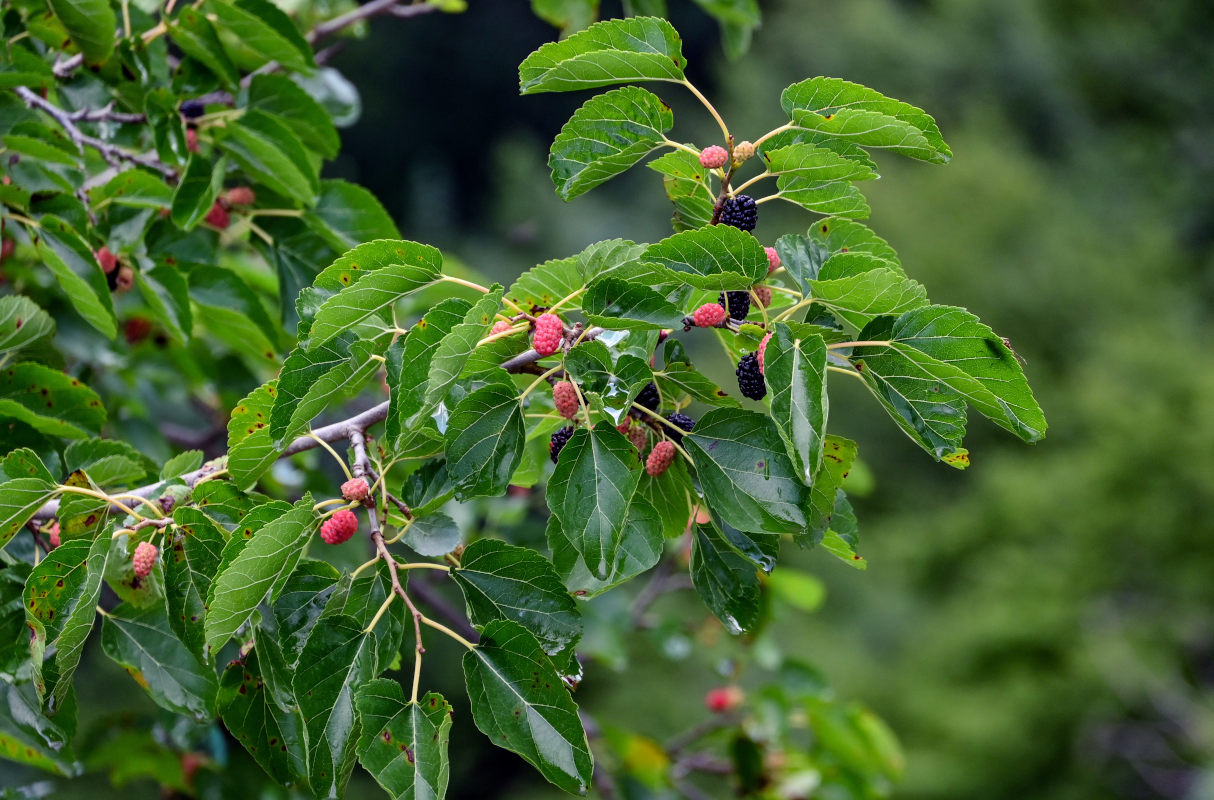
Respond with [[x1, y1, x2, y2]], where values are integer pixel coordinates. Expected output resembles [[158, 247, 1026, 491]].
[[12, 1, 1212, 798]]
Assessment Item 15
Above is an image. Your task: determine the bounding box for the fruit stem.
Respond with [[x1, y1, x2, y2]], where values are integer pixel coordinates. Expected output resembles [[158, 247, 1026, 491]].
[[547, 286, 585, 314], [731, 171, 773, 195], [827, 364, 866, 383], [419, 615, 477, 651], [307, 431, 354, 480], [55, 486, 150, 522], [751, 122, 795, 151], [661, 138, 702, 158], [519, 365, 564, 404], [680, 79, 730, 144], [827, 340, 892, 349]]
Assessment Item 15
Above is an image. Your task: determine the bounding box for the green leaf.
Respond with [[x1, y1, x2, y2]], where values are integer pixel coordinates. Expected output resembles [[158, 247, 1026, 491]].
[[781, 77, 951, 163], [33, 215, 116, 338], [272, 559, 341, 668], [94, 169, 173, 210], [787, 107, 940, 165], [453, 539, 582, 660], [47, 0, 115, 65], [854, 306, 1046, 443], [270, 332, 389, 446], [308, 262, 442, 350], [563, 340, 653, 420], [171, 8, 240, 87], [207, 0, 314, 72], [691, 522, 761, 633], [248, 74, 340, 159], [293, 612, 377, 799], [171, 154, 225, 230], [400, 511, 461, 558], [0, 680, 79, 775], [549, 86, 674, 200], [807, 217, 900, 267], [765, 326, 828, 486], [355, 681, 452, 800], [505, 256, 584, 314], [648, 148, 714, 231], [766, 567, 826, 612], [204, 496, 317, 654], [323, 561, 406, 671], [819, 491, 866, 569], [583, 276, 686, 331], [304, 179, 401, 251], [423, 287, 503, 408], [164, 507, 226, 662], [640, 225, 767, 290], [684, 409, 811, 535], [654, 361, 741, 408], [389, 298, 471, 437], [0, 296, 54, 358], [462, 620, 592, 793], [444, 381, 525, 501], [763, 142, 877, 218], [848, 337, 967, 462], [218, 649, 307, 785], [216, 110, 319, 204], [575, 237, 648, 282], [101, 601, 218, 721], [0, 363, 105, 438], [1, 448, 54, 483], [226, 380, 280, 489], [546, 422, 643, 580], [136, 264, 194, 343], [519, 16, 685, 94], [161, 450, 204, 480], [809, 269, 927, 329], [25, 533, 110, 712], [547, 492, 663, 597]]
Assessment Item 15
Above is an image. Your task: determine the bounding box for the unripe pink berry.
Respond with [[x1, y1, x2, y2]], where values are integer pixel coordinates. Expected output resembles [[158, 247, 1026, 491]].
[[627, 423, 648, 452], [95, 246, 118, 274], [186, 128, 199, 153], [114, 265, 134, 294], [764, 246, 781, 274], [490, 320, 512, 336], [753, 285, 772, 308], [320, 509, 358, 545], [225, 187, 256, 206], [341, 477, 370, 502], [705, 685, 745, 713], [698, 145, 728, 170], [205, 202, 230, 230], [133, 541, 157, 578], [757, 333, 772, 374], [531, 313, 564, 357], [645, 441, 676, 477], [552, 380, 579, 419], [47, 522, 60, 549], [692, 302, 727, 328], [733, 141, 756, 163]]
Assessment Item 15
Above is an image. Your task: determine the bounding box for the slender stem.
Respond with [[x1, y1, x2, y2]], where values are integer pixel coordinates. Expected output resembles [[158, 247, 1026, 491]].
[[773, 297, 814, 323], [752, 122, 794, 151], [308, 431, 353, 480], [827, 365, 865, 383], [731, 171, 773, 195], [419, 615, 477, 651], [754, 193, 782, 205], [681, 79, 730, 144], [410, 636, 423, 703], [314, 497, 348, 511], [475, 323, 527, 347], [547, 287, 585, 314], [14, 87, 176, 179], [364, 592, 396, 633], [350, 556, 379, 580], [56, 487, 148, 522], [438, 275, 489, 294], [750, 287, 770, 329], [570, 374, 593, 428], [250, 208, 305, 218], [662, 138, 702, 158], [520, 364, 564, 404], [398, 562, 451, 573]]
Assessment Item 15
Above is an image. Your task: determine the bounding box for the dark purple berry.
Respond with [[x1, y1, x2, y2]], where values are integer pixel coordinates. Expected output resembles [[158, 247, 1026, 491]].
[[636, 382, 660, 412], [550, 426, 575, 463], [717, 291, 751, 321], [719, 195, 758, 232], [736, 353, 766, 400], [665, 412, 695, 443], [179, 99, 205, 119]]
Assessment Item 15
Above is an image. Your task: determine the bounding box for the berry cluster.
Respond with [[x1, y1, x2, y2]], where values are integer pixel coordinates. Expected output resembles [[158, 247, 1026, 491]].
[[719, 195, 758, 232], [320, 509, 358, 545], [532, 313, 564, 357], [736, 352, 767, 400], [132, 541, 158, 579], [552, 381, 580, 419]]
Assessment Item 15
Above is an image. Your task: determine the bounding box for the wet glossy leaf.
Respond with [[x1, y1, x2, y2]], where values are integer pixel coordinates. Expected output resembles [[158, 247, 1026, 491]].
[[519, 16, 685, 94], [218, 649, 307, 785], [355, 680, 452, 800], [765, 325, 828, 485], [462, 620, 592, 793]]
